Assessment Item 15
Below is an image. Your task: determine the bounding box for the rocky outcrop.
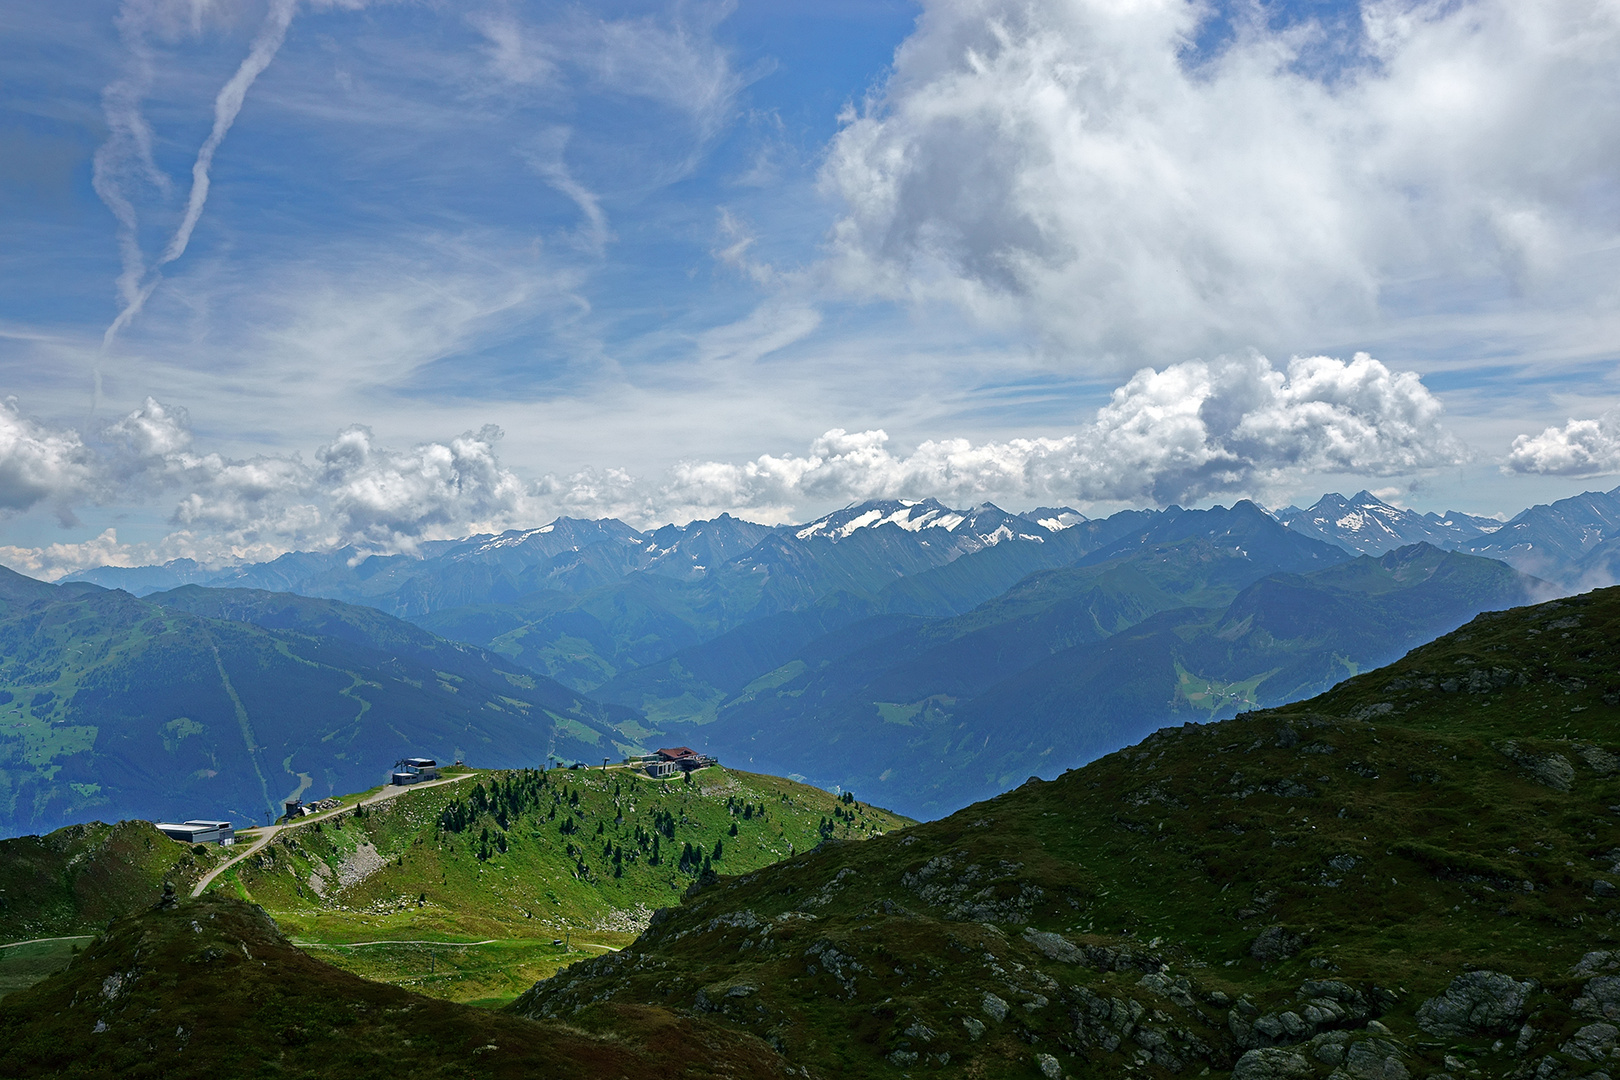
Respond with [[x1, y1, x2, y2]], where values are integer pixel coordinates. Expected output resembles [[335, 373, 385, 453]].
[[1415, 971, 1537, 1037], [1251, 926, 1305, 963]]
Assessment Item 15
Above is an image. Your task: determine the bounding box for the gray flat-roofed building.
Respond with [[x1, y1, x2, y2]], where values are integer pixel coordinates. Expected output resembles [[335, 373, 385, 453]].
[[390, 757, 440, 785], [156, 820, 235, 845]]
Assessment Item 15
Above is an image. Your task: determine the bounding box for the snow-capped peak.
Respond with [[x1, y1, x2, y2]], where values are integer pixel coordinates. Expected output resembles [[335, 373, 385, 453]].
[[794, 499, 968, 540]]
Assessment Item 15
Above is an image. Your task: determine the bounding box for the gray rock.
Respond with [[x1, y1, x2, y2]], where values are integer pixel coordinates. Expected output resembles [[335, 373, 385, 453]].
[[1342, 1037, 1410, 1080], [1496, 741, 1575, 791], [1024, 928, 1083, 964], [1561, 1022, 1619, 1063], [1035, 1052, 1062, 1079], [963, 1017, 986, 1041], [1310, 1030, 1353, 1066], [983, 992, 1009, 1022], [1573, 951, 1620, 977], [887, 1049, 918, 1066], [1232, 1047, 1316, 1080], [1579, 976, 1620, 1021], [1577, 744, 1619, 776], [1252, 926, 1305, 963], [1596, 880, 1619, 898], [1416, 971, 1538, 1036]]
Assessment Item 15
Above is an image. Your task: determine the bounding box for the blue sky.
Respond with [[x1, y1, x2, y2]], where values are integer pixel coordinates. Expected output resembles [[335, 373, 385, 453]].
[[1, 0, 1619, 574]]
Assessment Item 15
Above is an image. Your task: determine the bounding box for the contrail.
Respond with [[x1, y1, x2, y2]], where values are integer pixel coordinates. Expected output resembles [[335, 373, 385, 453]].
[[158, 0, 299, 270], [92, 1, 172, 355], [99, 0, 301, 350]]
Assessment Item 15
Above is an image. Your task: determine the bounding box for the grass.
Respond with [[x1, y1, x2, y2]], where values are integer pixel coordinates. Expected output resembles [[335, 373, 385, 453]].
[[296, 937, 596, 1007], [0, 937, 92, 1000]]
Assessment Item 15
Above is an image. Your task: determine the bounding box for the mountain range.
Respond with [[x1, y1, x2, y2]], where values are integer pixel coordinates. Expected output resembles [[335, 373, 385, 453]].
[[0, 570, 633, 837], [17, 485, 1614, 825]]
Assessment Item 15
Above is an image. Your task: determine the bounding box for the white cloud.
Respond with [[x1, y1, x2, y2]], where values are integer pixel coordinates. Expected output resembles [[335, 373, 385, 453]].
[[316, 423, 533, 550], [642, 350, 1465, 517], [820, 0, 1620, 364], [1504, 409, 1620, 477], [0, 528, 135, 582], [0, 352, 1469, 575], [0, 398, 97, 517]]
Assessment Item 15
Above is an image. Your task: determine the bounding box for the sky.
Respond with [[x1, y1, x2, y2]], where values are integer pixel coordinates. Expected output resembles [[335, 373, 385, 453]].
[[1, 0, 1619, 577]]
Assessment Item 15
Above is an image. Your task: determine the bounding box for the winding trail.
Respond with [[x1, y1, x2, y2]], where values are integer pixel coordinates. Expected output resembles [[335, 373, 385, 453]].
[[191, 771, 477, 898]]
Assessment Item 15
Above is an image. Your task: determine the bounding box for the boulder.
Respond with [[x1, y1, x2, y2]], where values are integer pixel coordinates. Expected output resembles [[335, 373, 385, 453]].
[[1416, 971, 1537, 1037], [1573, 952, 1620, 978], [1341, 1037, 1410, 1080], [1023, 928, 1083, 965], [982, 992, 1009, 1022], [1035, 1052, 1062, 1078], [1233, 1047, 1316, 1080]]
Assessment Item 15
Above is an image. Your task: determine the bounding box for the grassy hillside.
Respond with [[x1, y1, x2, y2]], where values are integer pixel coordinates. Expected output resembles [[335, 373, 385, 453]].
[[214, 764, 910, 1003], [0, 895, 792, 1080], [0, 571, 631, 836], [0, 819, 224, 943], [510, 585, 1620, 1080]]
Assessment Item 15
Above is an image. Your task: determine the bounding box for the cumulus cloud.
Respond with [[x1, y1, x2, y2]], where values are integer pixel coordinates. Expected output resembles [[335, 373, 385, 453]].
[[0, 529, 137, 582], [821, 0, 1620, 362], [0, 398, 97, 519], [316, 424, 532, 551], [0, 397, 540, 574], [646, 352, 1464, 514], [1504, 410, 1620, 477]]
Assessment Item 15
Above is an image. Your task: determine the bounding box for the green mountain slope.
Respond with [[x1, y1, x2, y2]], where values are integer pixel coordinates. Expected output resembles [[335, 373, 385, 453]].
[[0, 895, 792, 1080], [0, 572, 632, 836], [601, 534, 1276, 738], [695, 543, 1540, 818], [211, 764, 910, 1003], [510, 584, 1620, 1080]]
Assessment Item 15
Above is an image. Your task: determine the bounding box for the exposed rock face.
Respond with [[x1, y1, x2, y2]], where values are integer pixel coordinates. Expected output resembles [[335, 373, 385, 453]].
[[1560, 1022, 1619, 1063], [1576, 976, 1620, 1021], [1495, 741, 1576, 791], [1415, 971, 1538, 1037]]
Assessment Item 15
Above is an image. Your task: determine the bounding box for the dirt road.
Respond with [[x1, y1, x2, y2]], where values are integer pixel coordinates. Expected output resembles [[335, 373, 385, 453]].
[[191, 771, 477, 898]]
